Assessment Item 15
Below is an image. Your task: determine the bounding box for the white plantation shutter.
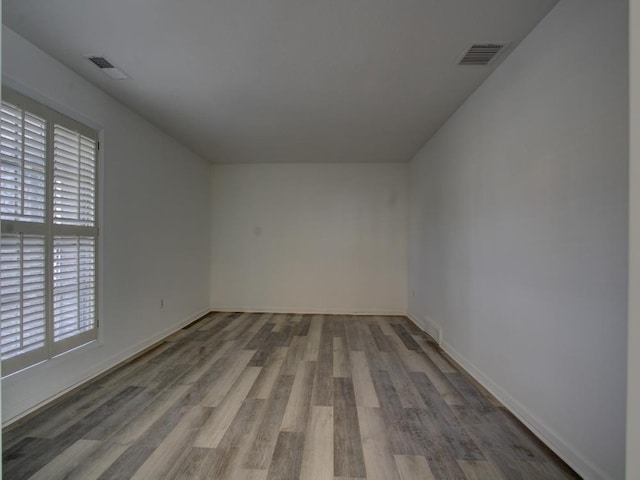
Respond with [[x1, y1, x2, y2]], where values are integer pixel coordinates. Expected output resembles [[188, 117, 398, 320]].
[[0, 103, 47, 222], [0, 234, 47, 370], [53, 125, 96, 227], [0, 88, 99, 375], [52, 236, 96, 345], [51, 121, 98, 355]]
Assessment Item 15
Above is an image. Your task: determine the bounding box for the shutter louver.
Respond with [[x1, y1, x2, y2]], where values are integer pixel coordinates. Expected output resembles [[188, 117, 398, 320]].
[[0, 234, 46, 360], [1, 103, 47, 223], [53, 236, 95, 342], [53, 125, 96, 227]]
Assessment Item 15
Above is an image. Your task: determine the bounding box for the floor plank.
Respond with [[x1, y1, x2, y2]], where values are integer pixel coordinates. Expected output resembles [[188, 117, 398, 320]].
[[266, 431, 306, 480], [334, 378, 367, 478], [204, 398, 267, 478], [394, 454, 435, 480], [333, 337, 351, 378], [357, 407, 401, 480], [244, 374, 296, 470], [304, 314, 323, 361], [249, 346, 288, 399], [62, 441, 129, 480], [349, 351, 380, 408], [312, 317, 334, 406], [200, 349, 256, 407], [130, 405, 211, 479], [163, 446, 218, 480], [28, 439, 100, 480], [281, 361, 316, 432], [194, 365, 261, 448], [300, 406, 334, 480], [457, 459, 506, 480]]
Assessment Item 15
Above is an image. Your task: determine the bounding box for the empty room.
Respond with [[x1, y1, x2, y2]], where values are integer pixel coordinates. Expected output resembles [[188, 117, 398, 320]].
[[0, 0, 636, 479]]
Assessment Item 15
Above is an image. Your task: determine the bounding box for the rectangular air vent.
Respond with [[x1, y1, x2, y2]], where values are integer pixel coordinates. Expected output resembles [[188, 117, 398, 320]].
[[88, 56, 114, 69], [86, 56, 129, 80], [458, 43, 507, 66]]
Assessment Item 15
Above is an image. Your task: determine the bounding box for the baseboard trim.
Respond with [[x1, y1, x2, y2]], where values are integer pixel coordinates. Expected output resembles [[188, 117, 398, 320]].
[[406, 312, 442, 345], [439, 340, 608, 480], [3, 308, 211, 428], [406, 311, 442, 344], [211, 305, 406, 316]]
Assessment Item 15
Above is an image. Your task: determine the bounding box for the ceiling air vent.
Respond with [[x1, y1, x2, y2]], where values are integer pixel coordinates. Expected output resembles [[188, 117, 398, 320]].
[[458, 43, 507, 66], [86, 56, 129, 80]]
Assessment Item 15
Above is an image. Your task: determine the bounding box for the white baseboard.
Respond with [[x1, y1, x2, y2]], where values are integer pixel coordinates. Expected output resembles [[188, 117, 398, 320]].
[[406, 311, 442, 344], [3, 307, 211, 427], [211, 305, 406, 316], [440, 340, 609, 480]]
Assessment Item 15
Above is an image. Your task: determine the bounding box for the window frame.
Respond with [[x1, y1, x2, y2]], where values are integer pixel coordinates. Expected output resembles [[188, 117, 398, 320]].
[[1, 87, 100, 376]]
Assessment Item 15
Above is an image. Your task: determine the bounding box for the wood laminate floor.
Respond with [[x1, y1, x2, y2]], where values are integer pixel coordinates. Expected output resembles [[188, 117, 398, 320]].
[[3, 312, 580, 479]]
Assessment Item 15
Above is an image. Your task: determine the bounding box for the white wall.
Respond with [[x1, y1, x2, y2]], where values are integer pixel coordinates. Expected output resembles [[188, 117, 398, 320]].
[[211, 163, 407, 314], [1, 27, 212, 423], [407, 0, 628, 479], [629, 1, 640, 478]]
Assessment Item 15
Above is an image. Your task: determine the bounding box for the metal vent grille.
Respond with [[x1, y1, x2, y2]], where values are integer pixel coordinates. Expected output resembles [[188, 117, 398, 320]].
[[88, 56, 114, 69], [85, 56, 129, 80], [459, 43, 507, 66]]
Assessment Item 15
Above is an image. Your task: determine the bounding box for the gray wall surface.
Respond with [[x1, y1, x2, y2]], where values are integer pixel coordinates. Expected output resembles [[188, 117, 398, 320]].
[[629, 0, 640, 478], [407, 0, 628, 478], [210, 163, 407, 314]]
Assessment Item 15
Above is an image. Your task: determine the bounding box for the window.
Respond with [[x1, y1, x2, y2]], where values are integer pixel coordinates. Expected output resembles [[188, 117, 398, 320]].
[[1, 88, 99, 375]]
